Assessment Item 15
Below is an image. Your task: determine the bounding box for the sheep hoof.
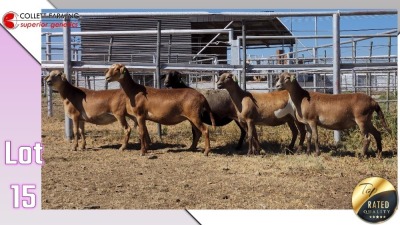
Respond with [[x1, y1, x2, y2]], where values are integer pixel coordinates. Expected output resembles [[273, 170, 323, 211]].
[[259, 149, 266, 155], [315, 151, 321, 157], [119, 146, 126, 151]]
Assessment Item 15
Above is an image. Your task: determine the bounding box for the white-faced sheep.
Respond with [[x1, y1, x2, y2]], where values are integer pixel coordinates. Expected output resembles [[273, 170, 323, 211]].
[[104, 64, 215, 156], [275, 72, 391, 158]]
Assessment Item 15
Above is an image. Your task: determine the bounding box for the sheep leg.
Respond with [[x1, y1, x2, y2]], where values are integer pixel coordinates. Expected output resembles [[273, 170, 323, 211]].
[[129, 115, 151, 144], [191, 119, 211, 156], [310, 122, 320, 156], [78, 121, 86, 150], [234, 120, 246, 150], [305, 125, 312, 155], [286, 120, 298, 153], [188, 125, 201, 151], [137, 117, 149, 156], [116, 116, 131, 151], [201, 125, 210, 156], [295, 120, 306, 153], [246, 120, 257, 155], [357, 120, 371, 158], [189, 126, 197, 150], [72, 118, 79, 151], [251, 126, 261, 155], [367, 123, 382, 159]]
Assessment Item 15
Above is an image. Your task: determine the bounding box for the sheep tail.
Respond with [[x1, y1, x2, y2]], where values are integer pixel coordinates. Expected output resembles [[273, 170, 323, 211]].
[[374, 101, 392, 135]]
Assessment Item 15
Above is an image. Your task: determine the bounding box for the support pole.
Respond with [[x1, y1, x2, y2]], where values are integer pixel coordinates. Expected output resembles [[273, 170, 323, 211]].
[[46, 33, 53, 117], [156, 20, 162, 139], [313, 47, 317, 92], [63, 16, 73, 140], [332, 13, 341, 144], [368, 41, 373, 95], [241, 20, 247, 90], [386, 36, 391, 111], [168, 34, 172, 63], [105, 36, 113, 90]]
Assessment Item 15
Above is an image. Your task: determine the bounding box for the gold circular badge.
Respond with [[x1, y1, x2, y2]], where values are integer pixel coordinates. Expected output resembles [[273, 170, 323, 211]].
[[352, 177, 398, 223]]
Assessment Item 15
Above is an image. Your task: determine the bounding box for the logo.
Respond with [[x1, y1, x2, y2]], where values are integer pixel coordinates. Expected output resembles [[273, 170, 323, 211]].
[[352, 177, 398, 223], [2, 11, 19, 29]]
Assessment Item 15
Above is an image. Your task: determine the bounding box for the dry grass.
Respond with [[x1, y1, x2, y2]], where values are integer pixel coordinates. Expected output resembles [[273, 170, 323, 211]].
[[41, 94, 397, 209]]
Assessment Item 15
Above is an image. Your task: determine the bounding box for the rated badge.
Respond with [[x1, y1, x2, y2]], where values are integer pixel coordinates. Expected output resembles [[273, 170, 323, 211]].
[[352, 177, 398, 223]]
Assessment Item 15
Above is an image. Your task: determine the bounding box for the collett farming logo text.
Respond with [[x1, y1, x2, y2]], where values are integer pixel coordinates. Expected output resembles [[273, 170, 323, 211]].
[[1, 11, 79, 29]]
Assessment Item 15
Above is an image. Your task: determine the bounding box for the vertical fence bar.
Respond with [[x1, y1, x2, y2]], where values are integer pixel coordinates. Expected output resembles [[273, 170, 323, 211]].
[[332, 13, 341, 144], [367, 41, 373, 95], [156, 20, 162, 139], [46, 33, 53, 117], [105, 36, 113, 90], [168, 34, 172, 63], [313, 47, 317, 92], [352, 39, 357, 92], [63, 17, 73, 140], [73, 47, 79, 87], [386, 36, 391, 112], [241, 20, 247, 91]]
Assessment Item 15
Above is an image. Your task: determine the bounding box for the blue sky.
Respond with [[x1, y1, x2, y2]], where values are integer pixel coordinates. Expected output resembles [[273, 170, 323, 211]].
[[41, 9, 397, 61]]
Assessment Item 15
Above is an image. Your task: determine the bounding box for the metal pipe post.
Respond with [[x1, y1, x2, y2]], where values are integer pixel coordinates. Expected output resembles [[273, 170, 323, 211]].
[[386, 36, 391, 111], [63, 17, 73, 140], [332, 13, 341, 144], [156, 20, 162, 139], [241, 20, 247, 90], [168, 34, 172, 63], [46, 33, 53, 117]]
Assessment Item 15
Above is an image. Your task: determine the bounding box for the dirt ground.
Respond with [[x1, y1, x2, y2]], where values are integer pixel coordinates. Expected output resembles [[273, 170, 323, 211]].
[[41, 95, 397, 209]]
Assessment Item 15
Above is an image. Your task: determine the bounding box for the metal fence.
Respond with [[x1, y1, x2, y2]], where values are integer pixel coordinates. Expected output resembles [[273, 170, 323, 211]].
[[41, 10, 398, 142]]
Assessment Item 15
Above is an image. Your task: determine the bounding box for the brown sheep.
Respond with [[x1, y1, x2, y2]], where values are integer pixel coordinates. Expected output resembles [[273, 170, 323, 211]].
[[45, 70, 144, 151], [275, 72, 391, 158], [216, 73, 306, 155], [163, 71, 246, 150], [105, 64, 215, 156]]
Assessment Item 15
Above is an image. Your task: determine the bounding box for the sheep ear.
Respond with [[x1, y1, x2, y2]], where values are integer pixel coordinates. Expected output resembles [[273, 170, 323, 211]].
[[119, 65, 126, 74], [290, 74, 296, 82], [233, 75, 238, 83], [44, 75, 50, 80], [104, 68, 109, 74], [61, 73, 67, 81]]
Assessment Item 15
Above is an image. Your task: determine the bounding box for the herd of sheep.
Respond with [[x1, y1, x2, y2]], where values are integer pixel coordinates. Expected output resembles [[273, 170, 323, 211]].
[[44, 63, 391, 158]]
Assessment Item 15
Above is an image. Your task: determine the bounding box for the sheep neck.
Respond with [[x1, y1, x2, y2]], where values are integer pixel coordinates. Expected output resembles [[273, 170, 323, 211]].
[[225, 83, 248, 111], [286, 80, 309, 109], [118, 70, 144, 97], [58, 80, 80, 100]]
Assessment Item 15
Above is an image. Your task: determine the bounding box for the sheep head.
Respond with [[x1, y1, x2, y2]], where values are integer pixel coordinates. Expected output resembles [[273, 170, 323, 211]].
[[163, 71, 183, 88], [216, 73, 238, 90], [275, 72, 296, 90], [45, 70, 67, 91], [105, 63, 127, 83]]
